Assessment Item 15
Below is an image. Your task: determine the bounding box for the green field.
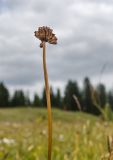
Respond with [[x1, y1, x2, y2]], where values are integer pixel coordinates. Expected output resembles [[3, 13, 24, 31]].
[[0, 108, 113, 160]]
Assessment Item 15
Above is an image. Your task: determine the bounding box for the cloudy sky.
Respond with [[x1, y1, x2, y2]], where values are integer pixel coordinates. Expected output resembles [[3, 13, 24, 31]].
[[0, 0, 113, 97]]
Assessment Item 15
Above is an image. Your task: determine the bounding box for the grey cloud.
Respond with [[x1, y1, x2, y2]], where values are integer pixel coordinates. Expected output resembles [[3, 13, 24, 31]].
[[0, 0, 113, 94]]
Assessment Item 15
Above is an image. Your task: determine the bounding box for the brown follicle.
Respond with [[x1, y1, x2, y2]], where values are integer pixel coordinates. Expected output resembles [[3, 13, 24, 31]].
[[34, 26, 57, 47]]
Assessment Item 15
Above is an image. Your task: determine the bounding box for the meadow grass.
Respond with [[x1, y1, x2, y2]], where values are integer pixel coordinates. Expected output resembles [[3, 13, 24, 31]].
[[0, 108, 113, 160]]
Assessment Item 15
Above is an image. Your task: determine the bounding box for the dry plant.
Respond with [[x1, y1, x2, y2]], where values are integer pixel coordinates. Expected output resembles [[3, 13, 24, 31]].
[[91, 85, 113, 121], [107, 136, 113, 160], [87, 84, 113, 160], [34, 26, 57, 160], [101, 136, 113, 160], [73, 94, 82, 111]]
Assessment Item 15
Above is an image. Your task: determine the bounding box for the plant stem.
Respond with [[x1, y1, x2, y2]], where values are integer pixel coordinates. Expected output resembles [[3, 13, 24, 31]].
[[108, 153, 112, 160], [42, 41, 52, 160]]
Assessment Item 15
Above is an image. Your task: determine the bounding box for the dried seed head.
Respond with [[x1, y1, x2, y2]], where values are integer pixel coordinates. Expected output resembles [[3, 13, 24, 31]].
[[34, 26, 57, 47]]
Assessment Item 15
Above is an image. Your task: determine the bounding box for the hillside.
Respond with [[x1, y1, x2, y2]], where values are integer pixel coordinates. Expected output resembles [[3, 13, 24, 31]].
[[0, 108, 113, 160]]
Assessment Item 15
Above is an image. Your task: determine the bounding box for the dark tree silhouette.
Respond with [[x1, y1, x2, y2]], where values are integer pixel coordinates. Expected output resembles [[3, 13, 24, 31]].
[[82, 77, 100, 115], [11, 90, 26, 106], [55, 88, 62, 108], [41, 88, 46, 107], [50, 87, 56, 107], [96, 83, 107, 108], [33, 93, 41, 107], [64, 80, 81, 111], [108, 91, 113, 110], [0, 82, 9, 107]]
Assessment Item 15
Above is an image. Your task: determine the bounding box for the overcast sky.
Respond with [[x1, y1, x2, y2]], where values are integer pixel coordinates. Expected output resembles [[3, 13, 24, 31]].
[[0, 0, 113, 97]]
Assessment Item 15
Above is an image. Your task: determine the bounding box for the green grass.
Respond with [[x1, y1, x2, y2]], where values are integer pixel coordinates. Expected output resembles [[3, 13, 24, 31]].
[[0, 108, 113, 160]]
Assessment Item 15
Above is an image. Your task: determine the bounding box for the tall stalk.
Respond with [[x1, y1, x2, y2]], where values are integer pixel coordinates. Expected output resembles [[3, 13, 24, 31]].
[[42, 41, 52, 160], [34, 26, 57, 160]]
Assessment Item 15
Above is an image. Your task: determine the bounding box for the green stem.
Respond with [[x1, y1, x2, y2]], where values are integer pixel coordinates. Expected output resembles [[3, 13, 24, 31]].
[[42, 42, 52, 160]]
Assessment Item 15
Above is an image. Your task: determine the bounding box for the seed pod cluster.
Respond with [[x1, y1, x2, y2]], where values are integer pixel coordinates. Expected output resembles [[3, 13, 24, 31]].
[[34, 26, 57, 47]]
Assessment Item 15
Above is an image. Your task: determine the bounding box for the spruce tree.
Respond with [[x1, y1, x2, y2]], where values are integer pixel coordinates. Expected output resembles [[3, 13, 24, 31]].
[[64, 80, 81, 111], [33, 93, 41, 107], [0, 82, 9, 107]]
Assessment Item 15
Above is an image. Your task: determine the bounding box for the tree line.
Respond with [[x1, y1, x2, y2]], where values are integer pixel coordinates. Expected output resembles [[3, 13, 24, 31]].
[[0, 77, 113, 115]]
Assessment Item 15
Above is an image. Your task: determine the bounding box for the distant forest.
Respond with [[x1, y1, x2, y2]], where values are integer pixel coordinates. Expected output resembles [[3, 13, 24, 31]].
[[0, 77, 113, 116]]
